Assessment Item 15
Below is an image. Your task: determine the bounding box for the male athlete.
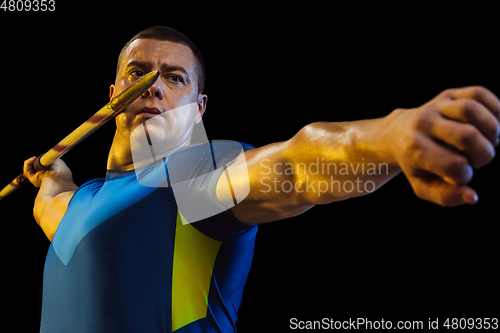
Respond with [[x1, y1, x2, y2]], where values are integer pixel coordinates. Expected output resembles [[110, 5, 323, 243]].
[[24, 26, 500, 332]]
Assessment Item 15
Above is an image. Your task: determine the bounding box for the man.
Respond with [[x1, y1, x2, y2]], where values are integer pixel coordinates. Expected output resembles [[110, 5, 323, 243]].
[[24, 26, 499, 332]]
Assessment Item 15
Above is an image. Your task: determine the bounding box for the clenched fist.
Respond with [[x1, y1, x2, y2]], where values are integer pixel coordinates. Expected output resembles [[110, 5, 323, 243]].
[[387, 86, 500, 206], [23, 157, 74, 188]]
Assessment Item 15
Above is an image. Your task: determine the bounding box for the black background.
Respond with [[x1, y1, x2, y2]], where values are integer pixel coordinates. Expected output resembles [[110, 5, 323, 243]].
[[1, 3, 498, 332]]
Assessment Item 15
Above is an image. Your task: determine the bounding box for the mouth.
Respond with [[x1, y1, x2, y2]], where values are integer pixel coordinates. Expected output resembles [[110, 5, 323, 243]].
[[137, 107, 162, 119]]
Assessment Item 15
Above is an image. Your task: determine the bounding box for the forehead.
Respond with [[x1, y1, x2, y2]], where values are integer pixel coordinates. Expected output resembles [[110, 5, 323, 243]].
[[119, 39, 197, 74]]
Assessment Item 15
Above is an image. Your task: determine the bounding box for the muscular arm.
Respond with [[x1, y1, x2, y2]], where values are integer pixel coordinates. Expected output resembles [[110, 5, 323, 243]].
[[24, 157, 78, 241], [218, 86, 500, 224], [218, 117, 401, 223]]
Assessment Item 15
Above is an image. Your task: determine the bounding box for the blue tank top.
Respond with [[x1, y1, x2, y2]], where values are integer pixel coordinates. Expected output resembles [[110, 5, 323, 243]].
[[40, 142, 257, 332]]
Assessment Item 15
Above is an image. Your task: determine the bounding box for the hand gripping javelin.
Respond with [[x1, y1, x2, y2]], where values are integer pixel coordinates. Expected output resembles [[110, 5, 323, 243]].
[[0, 71, 160, 201]]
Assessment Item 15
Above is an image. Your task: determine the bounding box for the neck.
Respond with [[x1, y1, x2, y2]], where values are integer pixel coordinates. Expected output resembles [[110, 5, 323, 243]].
[[107, 130, 135, 171], [107, 129, 192, 171]]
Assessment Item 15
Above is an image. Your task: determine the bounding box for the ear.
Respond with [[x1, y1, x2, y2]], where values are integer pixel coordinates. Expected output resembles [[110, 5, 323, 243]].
[[109, 85, 115, 101], [195, 93, 208, 124]]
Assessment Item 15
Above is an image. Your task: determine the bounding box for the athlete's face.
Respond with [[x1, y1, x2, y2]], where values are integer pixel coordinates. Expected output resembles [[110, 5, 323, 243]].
[[110, 39, 207, 149]]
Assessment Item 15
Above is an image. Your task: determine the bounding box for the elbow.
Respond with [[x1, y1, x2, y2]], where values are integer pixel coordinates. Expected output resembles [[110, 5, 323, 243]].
[[291, 122, 346, 146], [289, 122, 323, 148]]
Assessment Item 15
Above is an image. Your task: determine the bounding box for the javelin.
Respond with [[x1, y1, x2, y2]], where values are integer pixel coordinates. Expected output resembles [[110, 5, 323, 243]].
[[0, 70, 160, 201]]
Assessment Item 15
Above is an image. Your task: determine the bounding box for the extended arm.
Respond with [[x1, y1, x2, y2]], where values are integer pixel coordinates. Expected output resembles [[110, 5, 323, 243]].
[[218, 117, 401, 223], [219, 86, 500, 224], [24, 157, 78, 240]]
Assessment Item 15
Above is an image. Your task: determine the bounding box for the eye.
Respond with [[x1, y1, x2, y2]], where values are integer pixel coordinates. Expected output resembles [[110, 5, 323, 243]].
[[166, 74, 183, 83], [130, 69, 145, 77]]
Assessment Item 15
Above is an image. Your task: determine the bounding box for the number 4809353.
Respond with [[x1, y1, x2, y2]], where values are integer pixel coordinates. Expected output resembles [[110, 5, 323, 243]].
[[1, 0, 56, 11]]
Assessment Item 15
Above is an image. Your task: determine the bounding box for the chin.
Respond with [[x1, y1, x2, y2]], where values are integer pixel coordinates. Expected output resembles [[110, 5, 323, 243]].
[[129, 118, 177, 165]]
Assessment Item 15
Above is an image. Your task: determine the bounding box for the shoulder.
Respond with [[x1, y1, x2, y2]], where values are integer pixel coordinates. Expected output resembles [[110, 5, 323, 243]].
[[166, 142, 256, 227], [35, 189, 77, 242]]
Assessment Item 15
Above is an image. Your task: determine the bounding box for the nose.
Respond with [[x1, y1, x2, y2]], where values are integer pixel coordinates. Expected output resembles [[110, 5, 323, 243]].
[[142, 76, 163, 100]]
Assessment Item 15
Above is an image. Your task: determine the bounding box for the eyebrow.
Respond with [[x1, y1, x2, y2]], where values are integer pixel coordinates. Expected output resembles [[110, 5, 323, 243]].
[[125, 60, 191, 81]]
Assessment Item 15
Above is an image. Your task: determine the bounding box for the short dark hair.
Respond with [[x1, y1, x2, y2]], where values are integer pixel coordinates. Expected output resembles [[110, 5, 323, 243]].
[[116, 26, 205, 93]]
